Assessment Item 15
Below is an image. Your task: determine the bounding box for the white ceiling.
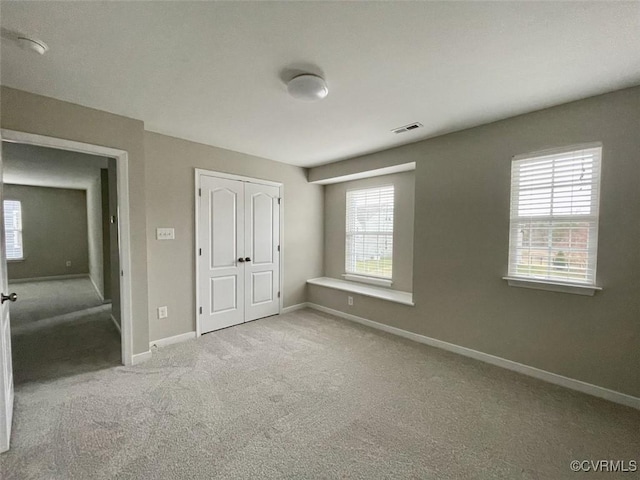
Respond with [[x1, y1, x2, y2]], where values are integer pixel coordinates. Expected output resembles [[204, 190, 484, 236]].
[[2, 142, 107, 190], [1, 2, 639, 167]]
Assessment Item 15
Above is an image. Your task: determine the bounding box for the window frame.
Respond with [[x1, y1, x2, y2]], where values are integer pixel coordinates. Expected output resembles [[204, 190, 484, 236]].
[[504, 143, 602, 295], [3, 199, 25, 262], [344, 184, 395, 286]]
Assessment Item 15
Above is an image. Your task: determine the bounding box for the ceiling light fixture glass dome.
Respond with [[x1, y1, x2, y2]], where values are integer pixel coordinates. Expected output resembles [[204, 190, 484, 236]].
[[287, 74, 328, 102]]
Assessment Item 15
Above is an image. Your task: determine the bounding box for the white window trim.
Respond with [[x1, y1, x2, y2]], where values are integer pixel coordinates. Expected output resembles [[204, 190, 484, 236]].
[[506, 143, 602, 293], [511, 142, 602, 162], [345, 184, 395, 281], [503, 276, 601, 296], [342, 273, 393, 288]]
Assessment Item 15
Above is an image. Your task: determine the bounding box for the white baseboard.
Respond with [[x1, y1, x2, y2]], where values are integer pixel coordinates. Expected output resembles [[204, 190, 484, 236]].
[[89, 275, 104, 302], [150, 331, 196, 349], [306, 303, 640, 410], [131, 350, 152, 365], [9, 273, 88, 284], [281, 303, 310, 314], [110, 314, 121, 335]]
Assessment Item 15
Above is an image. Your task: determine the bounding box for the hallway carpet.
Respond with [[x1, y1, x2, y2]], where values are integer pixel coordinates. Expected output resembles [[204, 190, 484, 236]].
[[11, 308, 120, 385], [1, 309, 638, 479], [8, 277, 105, 328]]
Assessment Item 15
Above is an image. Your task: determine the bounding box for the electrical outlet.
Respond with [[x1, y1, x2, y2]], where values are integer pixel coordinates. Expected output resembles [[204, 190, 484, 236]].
[[158, 306, 168, 319], [65, 260, 72, 267], [348, 296, 353, 306]]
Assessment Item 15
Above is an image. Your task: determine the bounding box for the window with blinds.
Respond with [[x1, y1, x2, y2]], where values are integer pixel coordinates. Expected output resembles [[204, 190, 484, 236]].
[[346, 185, 394, 279], [507, 145, 601, 285], [4, 200, 24, 261]]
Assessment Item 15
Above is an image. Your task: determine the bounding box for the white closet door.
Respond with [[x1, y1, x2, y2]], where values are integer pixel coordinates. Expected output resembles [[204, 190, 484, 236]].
[[244, 182, 280, 322], [199, 176, 245, 333]]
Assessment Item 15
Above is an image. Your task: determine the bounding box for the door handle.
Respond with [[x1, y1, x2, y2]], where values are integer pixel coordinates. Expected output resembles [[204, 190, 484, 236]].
[[238, 258, 245, 263], [1, 292, 17, 304], [245, 257, 251, 262]]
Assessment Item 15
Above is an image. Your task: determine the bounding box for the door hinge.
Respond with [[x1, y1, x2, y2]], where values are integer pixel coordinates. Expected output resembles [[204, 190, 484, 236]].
[[199, 306, 202, 314], [277, 291, 281, 298], [198, 188, 201, 197], [277, 197, 281, 205], [199, 248, 202, 256], [277, 245, 280, 252], [121, 270, 124, 277]]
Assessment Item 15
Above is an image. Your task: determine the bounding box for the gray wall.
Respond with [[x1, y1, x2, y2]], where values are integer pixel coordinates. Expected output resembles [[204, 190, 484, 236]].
[[144, 132, 324, 342], [4, 84, 637, 398], [1, 86, 150, 355], [309, 86, 640, 398], [1, 87, 323, 352], [5, 184, 89, 280], [324, 171, 414, 292]]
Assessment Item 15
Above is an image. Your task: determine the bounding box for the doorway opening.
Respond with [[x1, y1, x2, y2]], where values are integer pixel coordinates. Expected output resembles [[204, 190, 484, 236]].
[[0, 130, 134, 452], [2, 142, 121, 384], [0, 130, 133, 367]]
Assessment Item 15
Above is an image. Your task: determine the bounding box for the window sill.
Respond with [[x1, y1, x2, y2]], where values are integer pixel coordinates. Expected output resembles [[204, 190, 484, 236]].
[[342, 273, 392, 288], [307, 277, 414, 306], [503, 276, 602, 296]]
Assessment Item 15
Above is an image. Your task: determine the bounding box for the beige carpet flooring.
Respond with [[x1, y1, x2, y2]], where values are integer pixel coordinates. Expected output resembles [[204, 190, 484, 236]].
[[1, 308, 638, 479], [8, 277, 119, 385], [11, 308, 120, 385], [8, 277, 105, 328]]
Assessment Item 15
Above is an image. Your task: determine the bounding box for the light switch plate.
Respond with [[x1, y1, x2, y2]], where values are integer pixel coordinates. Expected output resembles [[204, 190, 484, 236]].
[[158, 306, 168, 319], [156, 227, 175, 240]]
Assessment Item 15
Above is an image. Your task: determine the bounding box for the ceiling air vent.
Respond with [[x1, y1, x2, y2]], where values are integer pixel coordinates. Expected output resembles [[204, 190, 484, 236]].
[[391, 122, 423, 134]]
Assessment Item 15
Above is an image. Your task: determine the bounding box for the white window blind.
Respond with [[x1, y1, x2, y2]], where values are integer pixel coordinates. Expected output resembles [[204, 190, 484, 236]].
[[346, 185, 394, 279], [508, 145, 601, 285], [4, 200, 24, 260]]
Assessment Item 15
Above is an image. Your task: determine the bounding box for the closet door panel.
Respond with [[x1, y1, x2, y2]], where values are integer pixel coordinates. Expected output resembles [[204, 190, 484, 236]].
[[199, 176, 245, 333], [244, 183, 280, 322]]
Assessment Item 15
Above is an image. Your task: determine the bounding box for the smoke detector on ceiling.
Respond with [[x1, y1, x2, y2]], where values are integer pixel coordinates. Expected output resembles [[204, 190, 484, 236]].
[[392, 122, 423, 134]]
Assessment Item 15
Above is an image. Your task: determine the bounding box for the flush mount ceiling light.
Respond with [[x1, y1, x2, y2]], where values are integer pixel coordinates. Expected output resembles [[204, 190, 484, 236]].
[[17, 36, 48, 55], [0, 28, 48, 55], [287, 74, 328, 102]]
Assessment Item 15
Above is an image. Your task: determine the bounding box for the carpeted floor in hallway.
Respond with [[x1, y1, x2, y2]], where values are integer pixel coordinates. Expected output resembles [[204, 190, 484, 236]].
[[1, 308, 638, 479], [9, 277, 105, 328], [8, 277, 120, 385], [11, 308, 120, 385]]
